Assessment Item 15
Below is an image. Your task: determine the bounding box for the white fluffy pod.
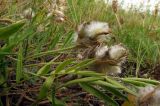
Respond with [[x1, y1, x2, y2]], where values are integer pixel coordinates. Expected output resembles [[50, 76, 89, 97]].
[[23, 8, 35, 19], [153, 87, 160, 105], [54, 10, 66, 22], [74, 21, 113, 47], [95, 45, 109, 59], [94, 45, 127, 75], [44, 0, 67, 23], [109, 44, 128, 64], [47, 10, 66, 23], [137, 86, 160, 106], [82, 21, 111, 38]]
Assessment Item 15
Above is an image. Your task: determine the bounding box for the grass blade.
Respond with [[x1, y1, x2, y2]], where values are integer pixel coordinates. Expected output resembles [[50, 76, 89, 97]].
[[67, 0, 78, 23], [38, 59, 74, 99], [79, 82, 119, 106], [26, 46, 75, 59], [0, 20, 25, 40], [65, 59, 95, 72], [75, 70, 103, 77], [16, 44, 23, 83], [122, 78, 153, 87], [51, 86, 56, 106], [93, 80, 123, 89], [62, 31, 74, 47], [105, 77, 137, 96], [54, 59, 74, 74], [38, 75, 55, 99], [49, 33, 62, 50], [102, 86, 128, 101], [122, 77, 160, 85], [60, 77, 103, 88], [37, 56, 60, 75]]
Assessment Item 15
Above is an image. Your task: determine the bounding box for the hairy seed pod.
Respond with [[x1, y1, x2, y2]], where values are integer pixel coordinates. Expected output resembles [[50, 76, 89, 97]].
[[112, 0, 118, 13], [153, 4, 159, 18], [137, 86, 160, 106]]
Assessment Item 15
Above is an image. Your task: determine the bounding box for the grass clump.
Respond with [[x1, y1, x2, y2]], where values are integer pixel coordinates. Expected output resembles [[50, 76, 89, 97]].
[[0, 0, 160, 105]]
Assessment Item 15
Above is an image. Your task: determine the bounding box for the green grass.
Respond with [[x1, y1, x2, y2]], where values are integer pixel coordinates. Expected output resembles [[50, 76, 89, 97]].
[[0, 0, 160, 105]]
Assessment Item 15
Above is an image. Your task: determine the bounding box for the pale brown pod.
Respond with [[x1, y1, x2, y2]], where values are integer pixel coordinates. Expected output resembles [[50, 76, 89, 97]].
[[137, 86, 160, 106], [74, 21, 113, 47], [93, 44, 128, 75]]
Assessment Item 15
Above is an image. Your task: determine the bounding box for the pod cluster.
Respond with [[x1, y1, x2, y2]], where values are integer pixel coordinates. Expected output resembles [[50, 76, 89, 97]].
[[23, 0, 67, 22], [74, 21, 128, 75]]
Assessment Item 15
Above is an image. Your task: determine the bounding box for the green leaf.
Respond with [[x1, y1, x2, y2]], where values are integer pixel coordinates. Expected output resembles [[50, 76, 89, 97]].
[[122, 77, 160, 85], [62, 31, 74, 47], [48, 95, 66, 106], [54, 59, 74, 74], [37, 63, 51, 75], [60, 77, 103, 88], [67, 0, 78, 23], [38, 59, 74, 99], [105, 77, 137, 96], [0, 44, 15, 59], [49, 33, 62, 50], [0, 20, 25, 40], [102, 85, 128, 101], [79, 82, 119, 106], [0, 20, 31, 59], [65, 59, 95, 72], [75, 70, 103, 77], [16, 44, 23, 83], [93, 80, 123, 89], [26, 46, 75, 59], [122, 78, 152, 87], [38, 75, 55, 99], [51, 86, 56, 106], [37, 56, 60, 75]]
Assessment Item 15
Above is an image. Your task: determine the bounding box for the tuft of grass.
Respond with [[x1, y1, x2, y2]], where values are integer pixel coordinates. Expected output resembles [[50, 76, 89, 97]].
[[0, 0, 160, 105]]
